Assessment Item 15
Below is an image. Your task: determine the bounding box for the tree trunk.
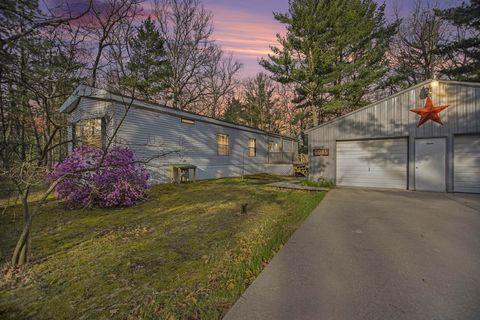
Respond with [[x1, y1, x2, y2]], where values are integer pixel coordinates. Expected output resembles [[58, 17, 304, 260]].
[[11, 189, 31, 266], [311, 105, 319, 127], [18, 232, 29, 265], [11, 217, 31, 266]]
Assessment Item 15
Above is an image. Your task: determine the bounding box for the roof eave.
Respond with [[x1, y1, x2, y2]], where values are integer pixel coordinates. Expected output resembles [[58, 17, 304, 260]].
[[58, 93, 80, 113], [58, 84, 112, 113]]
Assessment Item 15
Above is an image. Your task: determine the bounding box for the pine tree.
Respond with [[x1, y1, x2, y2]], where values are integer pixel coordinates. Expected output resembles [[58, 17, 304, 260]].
[[124, 17, 171, 100], [223, 98, 246, 124], [243, 73, 279, 132], [436, 0, 480, 81], [260, 0, 397, 126], [223, 74, 282, 132]]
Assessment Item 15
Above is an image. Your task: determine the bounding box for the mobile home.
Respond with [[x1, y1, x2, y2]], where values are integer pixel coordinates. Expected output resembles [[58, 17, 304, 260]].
[[60, 85, 298, 183]]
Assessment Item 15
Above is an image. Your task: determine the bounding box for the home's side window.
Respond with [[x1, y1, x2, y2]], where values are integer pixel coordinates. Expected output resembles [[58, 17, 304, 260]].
[[267, 142, 273, 152], [217, 133, 229, 156], [248, 138, 256, 157], [74, 118, 104, 149], [181, 118, 195, 124]]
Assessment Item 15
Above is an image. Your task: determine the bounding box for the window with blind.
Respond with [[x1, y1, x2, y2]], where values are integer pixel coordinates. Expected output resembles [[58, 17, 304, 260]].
[[248, 138, 256, 157], [74, 118, 104, 149], [217, 133, 229, 156]]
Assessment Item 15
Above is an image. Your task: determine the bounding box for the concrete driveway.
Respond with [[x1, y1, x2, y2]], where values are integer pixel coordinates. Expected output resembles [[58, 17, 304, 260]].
[[224, 189, 480, 320]]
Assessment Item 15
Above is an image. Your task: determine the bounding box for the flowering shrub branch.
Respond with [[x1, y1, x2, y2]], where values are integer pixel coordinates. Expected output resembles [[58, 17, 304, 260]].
[[47, 146, 150, 208]]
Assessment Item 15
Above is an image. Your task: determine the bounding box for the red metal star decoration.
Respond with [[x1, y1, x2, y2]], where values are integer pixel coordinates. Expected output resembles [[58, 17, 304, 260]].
[[410, 97, 448, 127]]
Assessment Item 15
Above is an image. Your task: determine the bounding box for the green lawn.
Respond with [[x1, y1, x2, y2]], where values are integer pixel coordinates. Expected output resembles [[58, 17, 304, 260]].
[[0, 174, 325, 319], [299, 179, 335, 189]]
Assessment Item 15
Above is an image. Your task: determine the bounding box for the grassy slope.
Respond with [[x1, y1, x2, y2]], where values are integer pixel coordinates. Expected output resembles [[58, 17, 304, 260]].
[[0, 175, 324, 319]]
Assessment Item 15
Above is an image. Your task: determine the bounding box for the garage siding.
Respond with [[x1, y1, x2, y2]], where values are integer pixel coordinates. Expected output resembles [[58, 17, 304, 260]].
[[336, 139, 408, 189], [308, 80, 480, 192], [454, 135, 480, 193]]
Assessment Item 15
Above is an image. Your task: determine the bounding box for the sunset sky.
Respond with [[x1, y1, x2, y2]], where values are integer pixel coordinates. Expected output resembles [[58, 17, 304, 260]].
[[202, 0, 290, 77], [197, 0, 459, 78], [52, 0, 460, 78]]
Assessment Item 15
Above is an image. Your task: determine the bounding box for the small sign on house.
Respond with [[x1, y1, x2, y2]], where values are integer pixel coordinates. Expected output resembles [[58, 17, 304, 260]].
[[313, 148, 329, 156]]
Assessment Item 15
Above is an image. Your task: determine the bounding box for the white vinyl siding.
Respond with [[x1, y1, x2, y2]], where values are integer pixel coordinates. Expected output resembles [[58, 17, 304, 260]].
[[336, 139, 408, 189], [109, 102, 297, 183], [70, 97, 111, 123], [454, 135, 480, 193]]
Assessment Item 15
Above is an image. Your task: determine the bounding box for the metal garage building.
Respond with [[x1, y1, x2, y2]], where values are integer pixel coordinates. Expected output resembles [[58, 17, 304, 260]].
[[307, 80, 480, 193]]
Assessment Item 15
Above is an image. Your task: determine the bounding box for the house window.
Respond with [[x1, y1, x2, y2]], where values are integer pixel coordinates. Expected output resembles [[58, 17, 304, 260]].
[[248, 138, 256, 157], [267, 142, 273, 152], [74, 118, 104, 149], [181, 118, 195, 124], [217, 133, 229, 156]]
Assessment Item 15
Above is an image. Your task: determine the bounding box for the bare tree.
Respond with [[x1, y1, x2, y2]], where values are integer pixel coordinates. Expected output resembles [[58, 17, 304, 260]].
[[1, 0, 245, 267], [388, 0, 448, 88], [154, 0, 216, 110], [0, 0, 92, 50], [85, 0, 143, 87], [29, 27, 88, 168], [0, 28, 86, 266], [275, 83, 302, 136], [199, 49, 242, 118], [3, 83, 181, 267], [0, 0, 150, 268]]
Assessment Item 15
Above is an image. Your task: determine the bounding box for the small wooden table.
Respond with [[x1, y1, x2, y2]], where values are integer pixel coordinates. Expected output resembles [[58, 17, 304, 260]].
[[170, 164, 197, 183]]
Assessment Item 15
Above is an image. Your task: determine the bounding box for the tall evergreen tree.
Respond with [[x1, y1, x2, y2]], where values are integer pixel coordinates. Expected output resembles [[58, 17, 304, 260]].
[[436, 0, 480, 81], [223, 97, 245, 124], [260, 0, 397, 126], [243, 73, 279, 132], [124, 17, 171, 100], [223, 74, 282, 133]]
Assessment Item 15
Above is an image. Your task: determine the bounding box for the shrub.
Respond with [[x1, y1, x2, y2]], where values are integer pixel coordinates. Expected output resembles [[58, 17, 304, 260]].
[[47, 146, 149, 208]]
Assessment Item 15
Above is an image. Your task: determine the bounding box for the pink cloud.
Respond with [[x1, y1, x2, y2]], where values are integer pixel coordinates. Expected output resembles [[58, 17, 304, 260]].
[[45, 0, 284, 77], [207, 4, 284, 75]]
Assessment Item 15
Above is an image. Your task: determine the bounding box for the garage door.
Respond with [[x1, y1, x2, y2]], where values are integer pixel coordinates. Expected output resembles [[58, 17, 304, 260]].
[[454, 135, 480, 193], [336, 139, 408, 189]]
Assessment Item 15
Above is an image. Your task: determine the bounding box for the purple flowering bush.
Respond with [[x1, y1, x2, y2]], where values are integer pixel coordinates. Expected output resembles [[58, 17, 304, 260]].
[[47, 146, 149, 208]]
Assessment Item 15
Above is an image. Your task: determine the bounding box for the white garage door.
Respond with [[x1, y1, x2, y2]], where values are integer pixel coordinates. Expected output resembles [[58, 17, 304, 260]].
[[336, 139, 408, 189], [454, 135, 480, 193]]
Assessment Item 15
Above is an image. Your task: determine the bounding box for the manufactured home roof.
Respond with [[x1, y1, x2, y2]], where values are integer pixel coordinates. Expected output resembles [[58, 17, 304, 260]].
[[60, 84, 297, 141], [305, 79, 480, 133]]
